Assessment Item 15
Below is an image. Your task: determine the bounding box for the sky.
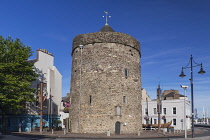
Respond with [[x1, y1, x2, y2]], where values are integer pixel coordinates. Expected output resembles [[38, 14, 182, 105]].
[[1, 0, 210, 118]]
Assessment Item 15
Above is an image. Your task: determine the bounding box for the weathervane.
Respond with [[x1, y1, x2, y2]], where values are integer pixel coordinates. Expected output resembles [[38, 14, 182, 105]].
[[102, 11, 111, 25]]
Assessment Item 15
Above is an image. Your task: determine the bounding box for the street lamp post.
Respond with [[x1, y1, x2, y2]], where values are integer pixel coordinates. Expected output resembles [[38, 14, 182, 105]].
[[40, 81, 44, 134], [179, 55, 206, 138], [78, 44, 84, 133], [180, 85, 188, 139]]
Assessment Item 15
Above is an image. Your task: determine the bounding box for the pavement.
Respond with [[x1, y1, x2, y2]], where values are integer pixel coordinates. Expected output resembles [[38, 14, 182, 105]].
[[3, 128, 210, 140]]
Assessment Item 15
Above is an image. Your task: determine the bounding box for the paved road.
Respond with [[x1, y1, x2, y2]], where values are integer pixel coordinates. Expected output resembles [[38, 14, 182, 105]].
[[1, 127, 210, 140]]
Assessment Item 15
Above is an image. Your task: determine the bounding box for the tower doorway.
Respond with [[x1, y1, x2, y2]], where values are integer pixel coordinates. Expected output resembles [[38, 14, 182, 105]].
[[115, 121, 120, 134]]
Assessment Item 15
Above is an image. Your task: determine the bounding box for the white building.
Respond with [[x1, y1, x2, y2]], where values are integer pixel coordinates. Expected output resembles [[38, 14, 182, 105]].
[[142, 88, 151, 101], [59, 94, 70, 129], [142, 89, 191, 130], [29, 49, 62, 127], [1, 48, 63, 132]]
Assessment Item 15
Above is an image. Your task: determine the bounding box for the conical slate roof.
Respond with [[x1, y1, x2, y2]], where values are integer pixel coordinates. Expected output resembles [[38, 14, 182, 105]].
[[99, 25, 115, 32]]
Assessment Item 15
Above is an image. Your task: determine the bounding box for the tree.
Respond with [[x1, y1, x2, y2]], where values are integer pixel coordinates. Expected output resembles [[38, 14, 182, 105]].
[[0, 36, 37, 131]]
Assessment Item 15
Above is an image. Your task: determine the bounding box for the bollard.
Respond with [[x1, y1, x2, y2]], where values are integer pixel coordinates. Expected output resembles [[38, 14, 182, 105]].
[[137, 130, 141, 136], [107, 130, 110, 136], [64, 128, 66, 135], [52, 128, 54, 134]]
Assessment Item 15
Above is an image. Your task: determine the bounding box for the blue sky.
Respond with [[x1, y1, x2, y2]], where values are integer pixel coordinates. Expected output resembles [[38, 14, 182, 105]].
[[1, 0, 210, 117]]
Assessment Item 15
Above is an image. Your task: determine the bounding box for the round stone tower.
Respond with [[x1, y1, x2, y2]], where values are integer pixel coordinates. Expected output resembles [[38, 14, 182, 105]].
[[69, 24, 142, 134]]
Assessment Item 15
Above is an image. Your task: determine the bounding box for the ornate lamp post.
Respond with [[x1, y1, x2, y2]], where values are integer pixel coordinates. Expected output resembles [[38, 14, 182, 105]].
[[179, 55, 206, 138]]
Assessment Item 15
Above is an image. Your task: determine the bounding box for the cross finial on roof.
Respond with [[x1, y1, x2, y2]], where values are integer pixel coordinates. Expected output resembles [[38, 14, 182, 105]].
[[102, 11, 111, 25]]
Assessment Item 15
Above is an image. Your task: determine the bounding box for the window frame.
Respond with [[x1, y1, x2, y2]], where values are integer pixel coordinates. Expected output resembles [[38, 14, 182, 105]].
[[153, 108, 157, 114], [163, 108, 166, 115], [173, 107, 176, 114], [154, 119, 157, 124], [173, 119, 176, 125], [145, 108, 148, 115], [124, 68, 129, 78], [163, 119, 166, 124]]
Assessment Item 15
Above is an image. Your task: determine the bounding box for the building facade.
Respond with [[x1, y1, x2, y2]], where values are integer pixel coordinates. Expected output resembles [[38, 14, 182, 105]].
[[59, 93, 70, 129], [1, 49, 62, 132], [142, 88, 151, 101], [69, 24, 142, 134], [30, 49, 62, 128], [142, 90, 191, 130]]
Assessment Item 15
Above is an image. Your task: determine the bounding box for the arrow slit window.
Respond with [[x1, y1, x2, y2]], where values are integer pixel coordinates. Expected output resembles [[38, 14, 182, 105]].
[[124, 68, 129, 78]]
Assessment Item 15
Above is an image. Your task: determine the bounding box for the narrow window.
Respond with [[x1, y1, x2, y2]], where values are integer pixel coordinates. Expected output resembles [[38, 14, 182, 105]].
[[173, 107, 176, 114], [89, 95, 92, 105], [115, 106, 121, 116], [173, 119, 176, 125], [153, 108, 157, 114], [154, 119, 157, 124], [163, 108, 166, 114], [145, 108, 148, 115], [124, 68, 129, 77], [123, 96, 126, 103], [163, 119, 166, 124]]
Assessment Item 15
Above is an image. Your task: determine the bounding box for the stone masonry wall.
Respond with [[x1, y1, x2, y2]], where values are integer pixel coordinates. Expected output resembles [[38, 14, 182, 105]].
[[69, 31, 142, 134]]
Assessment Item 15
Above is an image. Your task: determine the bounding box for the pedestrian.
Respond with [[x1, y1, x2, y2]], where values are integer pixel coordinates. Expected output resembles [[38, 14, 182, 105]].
[[19, 122, 22, 132]]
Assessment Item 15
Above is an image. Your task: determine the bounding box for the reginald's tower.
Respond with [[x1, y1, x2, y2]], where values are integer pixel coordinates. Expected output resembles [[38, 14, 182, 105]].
[[69, 16, 142, 134]]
